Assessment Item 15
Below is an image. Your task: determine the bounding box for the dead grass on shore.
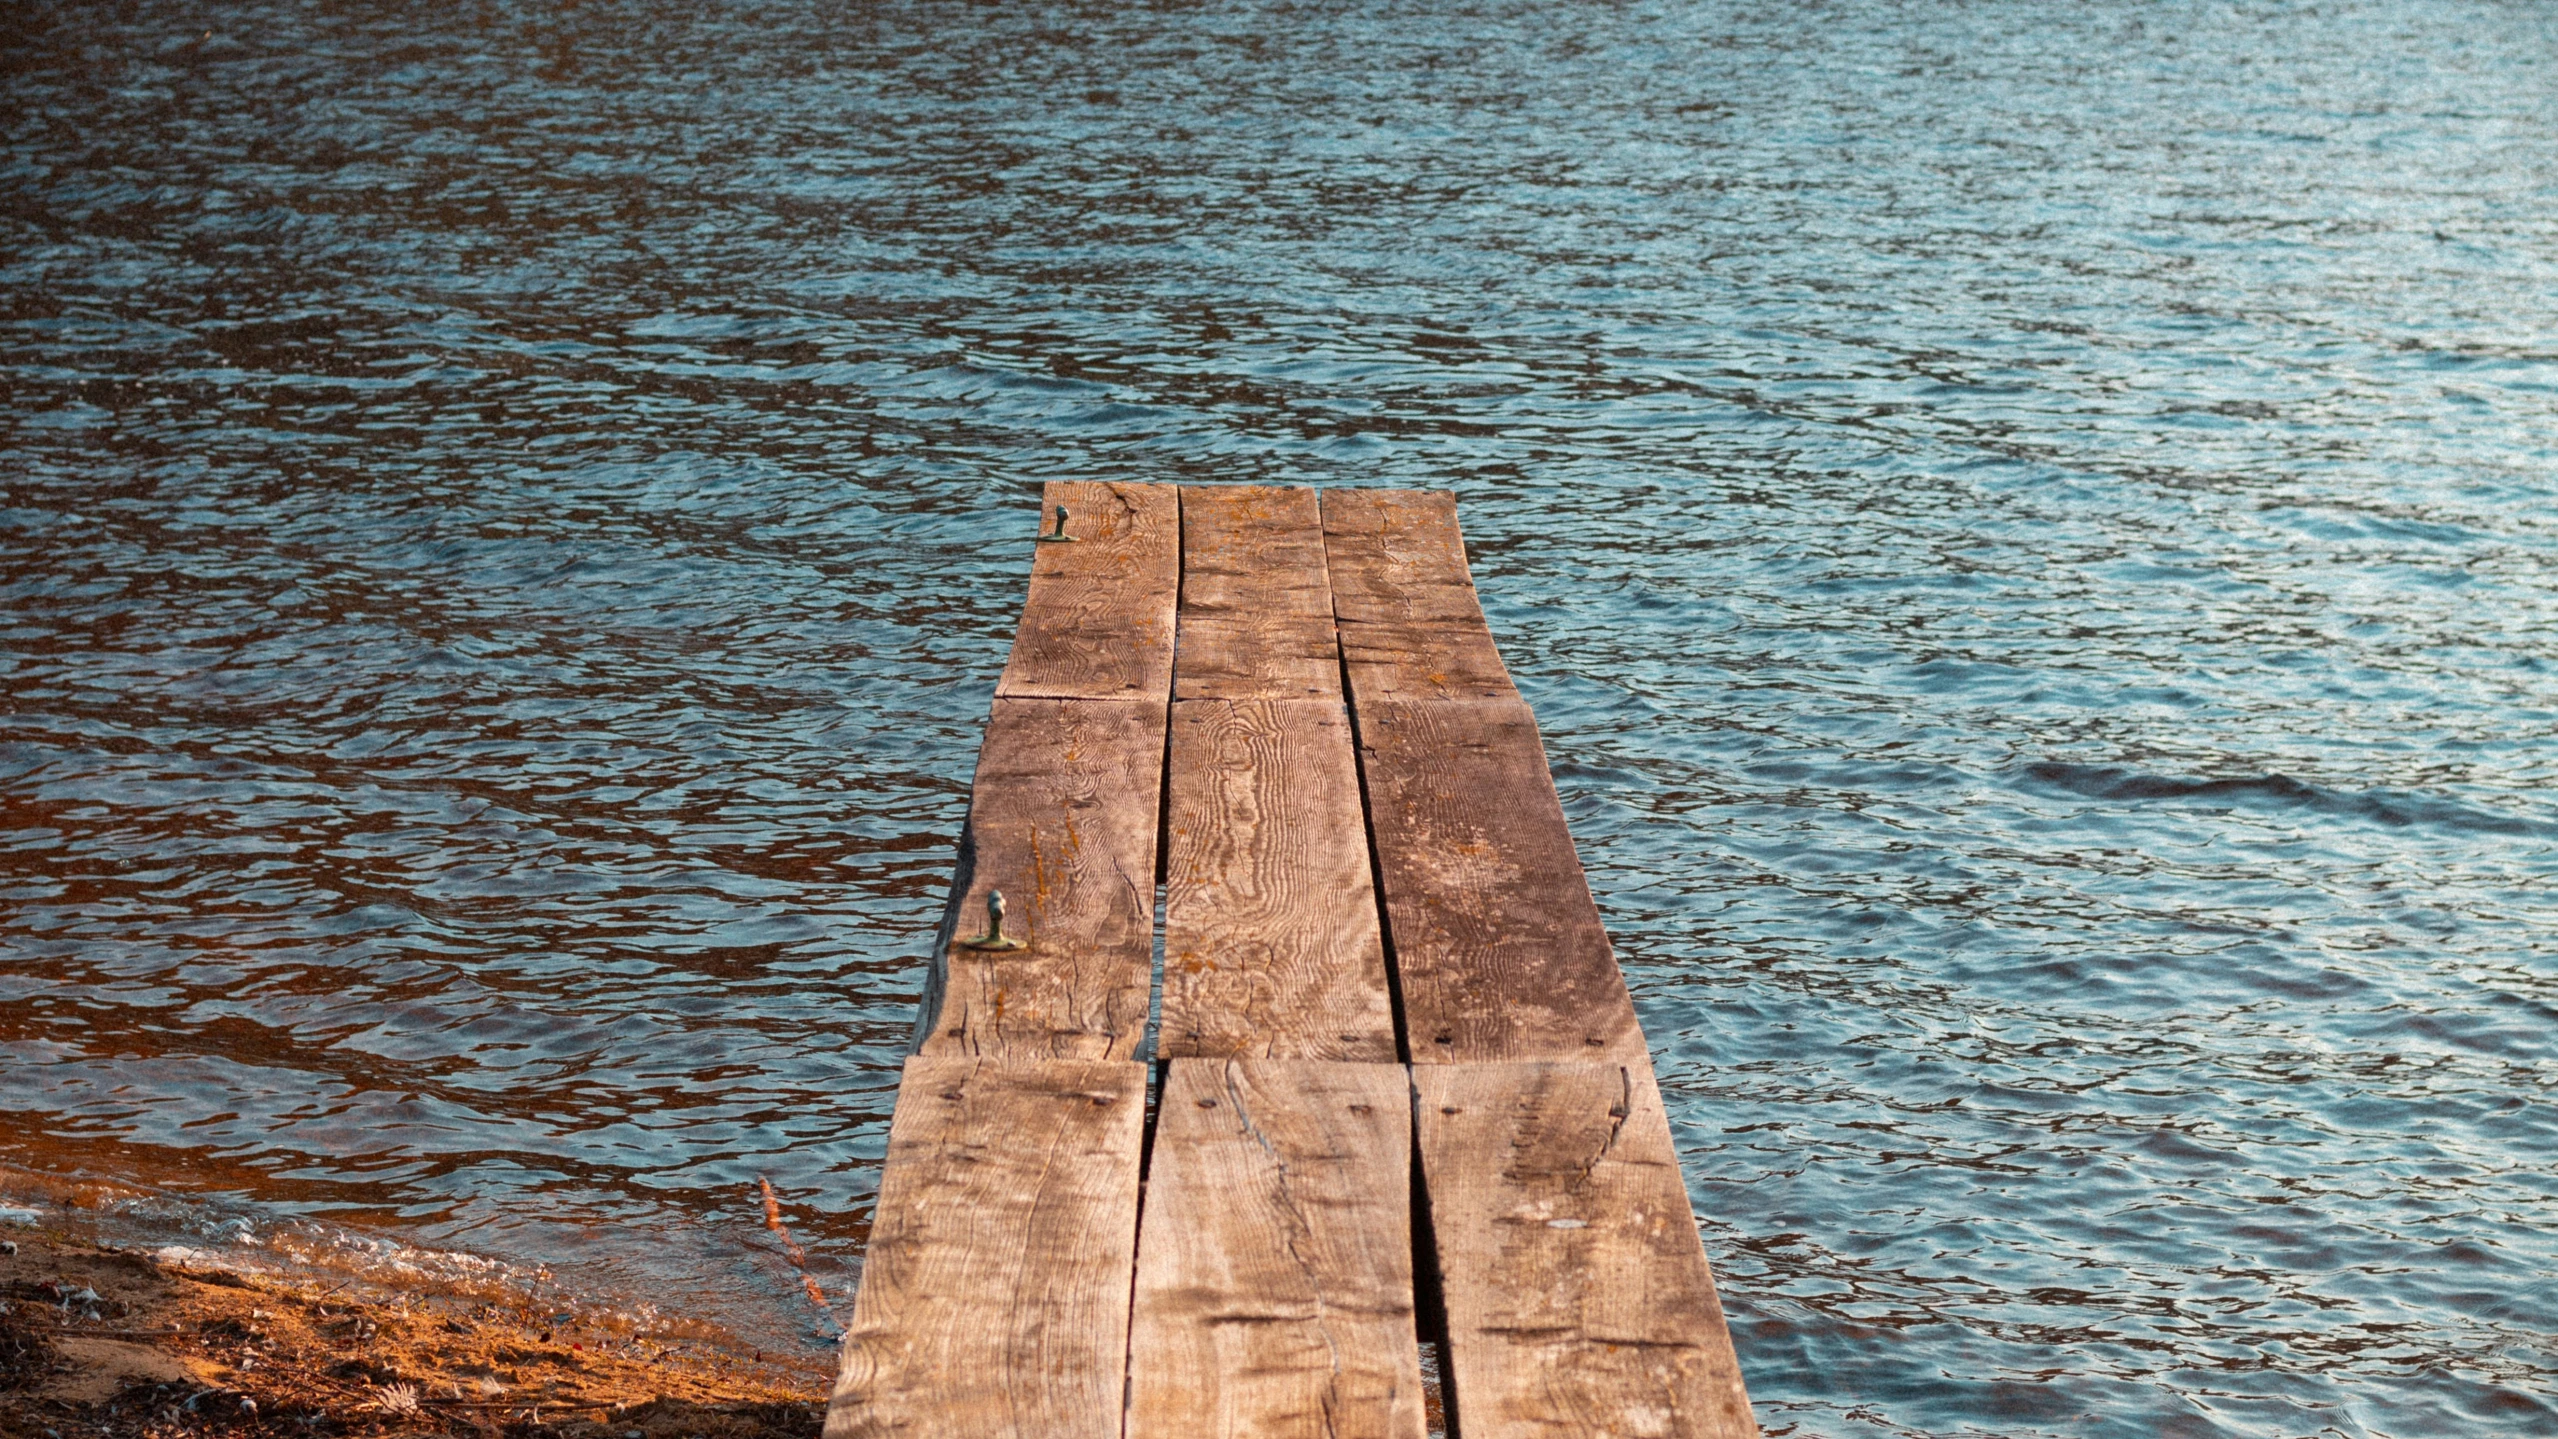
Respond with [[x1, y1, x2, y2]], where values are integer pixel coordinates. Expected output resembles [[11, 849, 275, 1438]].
[[0, 1228, 828, 1439]]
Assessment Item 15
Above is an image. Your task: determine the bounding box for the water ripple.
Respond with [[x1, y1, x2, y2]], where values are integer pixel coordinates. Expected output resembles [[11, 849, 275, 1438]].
[[6, 0, 2558, 1433]]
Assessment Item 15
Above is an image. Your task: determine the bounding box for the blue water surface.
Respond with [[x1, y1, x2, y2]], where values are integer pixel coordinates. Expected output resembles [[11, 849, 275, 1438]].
[[5, 2, 2556, 1434]]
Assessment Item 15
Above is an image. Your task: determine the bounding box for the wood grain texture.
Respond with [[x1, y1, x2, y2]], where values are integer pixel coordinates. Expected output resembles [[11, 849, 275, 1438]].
[[913, 697, 1164, 1061], [1355, 697, 1644, 1063], [996, 480, 1180, 701], [1415, 1063, 1758, 1439], [825, 1056, 1147, 1439], [1127, 1060, 1424, 1439], [1177, 484, 1340, 701], [1163, 699, 1397, 1061], [1320, 487, 1516, 703]]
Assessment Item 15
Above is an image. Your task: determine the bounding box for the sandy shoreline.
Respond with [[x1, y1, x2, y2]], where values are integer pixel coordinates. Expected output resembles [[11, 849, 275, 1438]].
[[0, 1220, 830, 1439]]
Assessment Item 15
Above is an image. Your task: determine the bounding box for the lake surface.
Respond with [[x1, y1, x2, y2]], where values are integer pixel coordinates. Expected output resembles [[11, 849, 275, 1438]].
[[6, 1, 2558, 1434]]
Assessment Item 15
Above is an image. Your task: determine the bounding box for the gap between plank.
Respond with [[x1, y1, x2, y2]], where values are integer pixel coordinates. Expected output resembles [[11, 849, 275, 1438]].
[[1407, 1068, 1457, 1439], [1116, 483, 1187, 1438], [1328, 498, 1414, 1068], [1119, 1059, 1164, 1438], [1145, 483, 1181, 1052]]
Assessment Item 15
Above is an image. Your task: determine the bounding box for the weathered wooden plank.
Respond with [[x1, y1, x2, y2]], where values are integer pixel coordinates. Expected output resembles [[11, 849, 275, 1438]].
[[825, 1056, 1147, 1439], [1127, 1059, 1424, 1439], [1355, 697, 1643, 1063], [1177, 484, 1340, 702], [1415, 1062, 1757, 1439], [1317, 487, 1486, 623], [1320, 487, 1516, 703], [996, 480, 1180, 701], [1163, 698, 1397, 1062], [1334, 613, 1516, 704], [913, 697, 1164, 1061], [1177, 613, 1342, 702]]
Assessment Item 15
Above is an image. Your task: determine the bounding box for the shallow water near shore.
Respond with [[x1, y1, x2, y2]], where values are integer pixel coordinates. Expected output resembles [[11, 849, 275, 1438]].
[[6, 1, 2558, 1434]]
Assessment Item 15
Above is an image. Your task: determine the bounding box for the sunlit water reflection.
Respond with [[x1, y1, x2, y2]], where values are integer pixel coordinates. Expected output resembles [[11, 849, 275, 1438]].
[[6, 2, 2557, 1434]]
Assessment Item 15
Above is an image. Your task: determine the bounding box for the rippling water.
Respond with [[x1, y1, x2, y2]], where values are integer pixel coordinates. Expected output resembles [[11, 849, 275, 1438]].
[[7, 1, 2558, 1433]]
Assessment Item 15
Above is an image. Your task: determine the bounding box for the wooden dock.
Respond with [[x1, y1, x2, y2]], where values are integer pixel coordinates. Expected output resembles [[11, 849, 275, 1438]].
[[824, 484, 1757, 1439]]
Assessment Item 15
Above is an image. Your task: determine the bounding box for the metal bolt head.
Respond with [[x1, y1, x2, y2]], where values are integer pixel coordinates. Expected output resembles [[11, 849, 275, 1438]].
[[957, 886, 1027, 951]]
